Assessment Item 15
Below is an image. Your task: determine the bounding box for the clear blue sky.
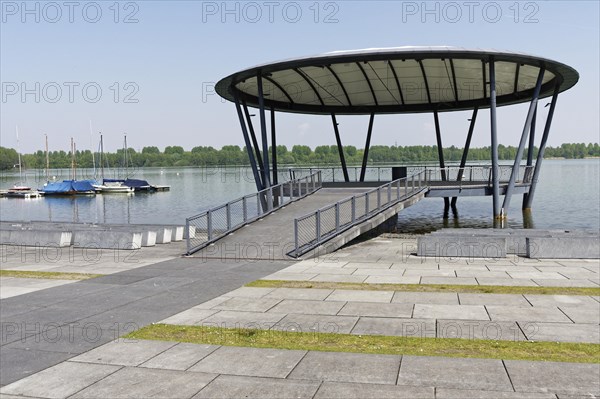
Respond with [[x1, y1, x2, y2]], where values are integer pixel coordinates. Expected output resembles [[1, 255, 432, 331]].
[[1, 0, 598, 153]]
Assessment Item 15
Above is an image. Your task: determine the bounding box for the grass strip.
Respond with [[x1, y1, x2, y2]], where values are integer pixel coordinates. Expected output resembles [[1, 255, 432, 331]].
[[246, 279, 600, 296], [128, 324, 600, 364], [0, 269, 103, 280]]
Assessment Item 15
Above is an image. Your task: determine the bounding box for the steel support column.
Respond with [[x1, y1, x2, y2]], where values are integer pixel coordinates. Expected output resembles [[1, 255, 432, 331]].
[[360, 113, 375, 182], [502, 68, 545, 215], [523, 108, 537, 208], [271, 107, 278, 185], [523, 84, 560, 209], [489, 58, 501, 220], [242, 100, 264, 174], [234, 94, 263, 192], [257, 73, 271, 189], [433, 110, 450, 217], [331, 114, 349, 182], [451, 107, 479, 209]]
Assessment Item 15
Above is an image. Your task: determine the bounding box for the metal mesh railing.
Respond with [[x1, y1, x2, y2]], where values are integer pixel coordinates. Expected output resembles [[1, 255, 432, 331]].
[[292, 171, 427, 257], [186, 171, 322, 254]]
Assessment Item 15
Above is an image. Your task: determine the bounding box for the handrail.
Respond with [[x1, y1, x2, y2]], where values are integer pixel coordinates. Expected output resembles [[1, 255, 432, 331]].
[[185, 171, 322, 255], [291, 170, 428, 258]]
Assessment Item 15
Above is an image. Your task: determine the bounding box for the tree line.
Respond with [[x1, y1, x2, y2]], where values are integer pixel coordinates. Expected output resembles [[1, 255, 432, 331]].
[[0, 142, 598, 171]]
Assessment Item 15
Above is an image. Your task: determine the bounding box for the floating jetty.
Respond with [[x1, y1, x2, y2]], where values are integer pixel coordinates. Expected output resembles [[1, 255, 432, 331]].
[[0, 221, 192, 250]]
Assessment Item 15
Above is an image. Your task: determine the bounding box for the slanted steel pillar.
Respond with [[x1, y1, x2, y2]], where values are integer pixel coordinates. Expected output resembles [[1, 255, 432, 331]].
[[523, 108, 537, 208], [234, 94, 263, 192], [242, 100, 264, 174], [489, 58, 501, 220], [433, 110, 450, 218], [523, 84, 560, 209], [331, 114, 349, 182], [502, 68, 545, 215], [359, 113, 375, 182], [451, 107, 479, 210], [257, 72, 271, 189], [271, 107, 278, 185]]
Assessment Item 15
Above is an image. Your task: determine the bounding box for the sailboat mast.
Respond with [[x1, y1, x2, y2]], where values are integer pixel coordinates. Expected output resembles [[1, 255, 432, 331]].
[[16, 126, 23, 184], [45, 134, 50, 181], [70, 137, 75, 180], [100, 133, 104, 180], [123, 133, 128, 177], [90, 121, 96, 180]]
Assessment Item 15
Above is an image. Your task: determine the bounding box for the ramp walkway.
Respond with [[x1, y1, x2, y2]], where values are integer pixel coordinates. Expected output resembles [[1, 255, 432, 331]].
[[186, 172, 428, 260]]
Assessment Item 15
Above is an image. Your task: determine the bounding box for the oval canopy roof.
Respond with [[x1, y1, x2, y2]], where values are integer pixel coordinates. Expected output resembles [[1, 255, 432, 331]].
[[216, 46, 579, 115]]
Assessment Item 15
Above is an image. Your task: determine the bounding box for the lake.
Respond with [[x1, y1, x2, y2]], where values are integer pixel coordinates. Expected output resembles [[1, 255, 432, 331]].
[[1, 159, 598, 233]]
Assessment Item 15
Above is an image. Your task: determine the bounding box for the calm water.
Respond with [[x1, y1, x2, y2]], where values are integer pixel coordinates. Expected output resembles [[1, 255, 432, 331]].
[[1, 160, 599, 232]]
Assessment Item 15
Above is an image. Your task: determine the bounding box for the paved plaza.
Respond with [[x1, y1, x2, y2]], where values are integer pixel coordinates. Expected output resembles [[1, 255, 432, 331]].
[[1, 236, 599, 398]]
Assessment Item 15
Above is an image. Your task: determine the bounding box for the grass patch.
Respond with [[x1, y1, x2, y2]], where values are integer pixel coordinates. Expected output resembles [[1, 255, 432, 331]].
[[128, 324, 600, 364], [0, 269, 102, 280], [247, 279, 600, 296]]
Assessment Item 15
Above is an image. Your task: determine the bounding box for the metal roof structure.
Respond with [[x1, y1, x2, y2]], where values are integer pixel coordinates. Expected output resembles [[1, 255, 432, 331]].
[[215, 47, 579, 221], [216, 46, 579, 115]]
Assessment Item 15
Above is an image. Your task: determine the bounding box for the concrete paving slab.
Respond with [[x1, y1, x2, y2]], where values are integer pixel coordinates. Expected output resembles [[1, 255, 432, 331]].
[[343, 262, 393, 269], [420, 276, 479, 285], [508, 271, 568, 280], [140, 343, 220, 371], [524, 294, 600, 308], [192, 296, 232, 309], [486, 306, 573, 323], [476, 277, 538, 286], [392, 292, 459, 305], [436, 388, 556, 398], [455, 271, 512, 278], [189, 346, 306, 378], [201, 310, 286, 330], [397, 355, 513, 391], [326, 289, 394, 303], [288, 351, 401, 384], [310, 274, 368, 283], [223, 287, 276, 298], [160, 308, 220, 325], [521, 321, 600, 343], [533, 279, 599, 287], [352, 268, 407, 276], [314, 381, 434, 398], [264, 287, 333, 301], [273, 314, 359, 334], [70, 339, 177, 366], [459, 293, 530, 307], [437, 320, 526, 341], [403, 270, 457, 277], [213, 297, 282, 312], [338, 302, 413, 318], [413, 304, 490, 320], [392, 262, 439, 269], [0, 361, 121, 399], [194, 375, 320, 399], [303, 266, 357, 274], [72, 366, 216, 399], [505, 360, 600, 395], [267, 299, 346, 315], [559, 306, 600, 324], [351, 317, 436, 338]]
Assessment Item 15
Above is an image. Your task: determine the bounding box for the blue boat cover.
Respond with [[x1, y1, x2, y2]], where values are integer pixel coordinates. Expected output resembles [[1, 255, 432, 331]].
[[103, 178, 151, 188], [42, 179, 96, 194]]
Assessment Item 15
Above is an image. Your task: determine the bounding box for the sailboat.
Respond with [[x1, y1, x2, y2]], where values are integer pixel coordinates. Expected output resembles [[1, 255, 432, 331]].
[[40, 137, 96, 196], [93, 133, 134, 194], [6, 127, 42, 198]]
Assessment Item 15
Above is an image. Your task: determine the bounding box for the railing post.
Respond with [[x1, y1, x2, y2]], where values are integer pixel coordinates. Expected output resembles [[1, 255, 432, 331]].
[[226, 203, 231, 230], [351, 196, 356, 222], [316, 210, 321, 242], [396, 179, 400, 200], [412, 175, 415, 191], [294, 219, 299, 257], [267, 188, 273, 211], [335, 204, 340, 232], [207, 211, 213, 241], [365, 194, 369, 215], [256, 193, 261, 215], [185, 218, 190, 254], [377, 188, 381, 209], [242, 197, 248, 221], [312, 174, 315, 192], [404, 177, 408, 194], [387, 184, 391, 204]]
